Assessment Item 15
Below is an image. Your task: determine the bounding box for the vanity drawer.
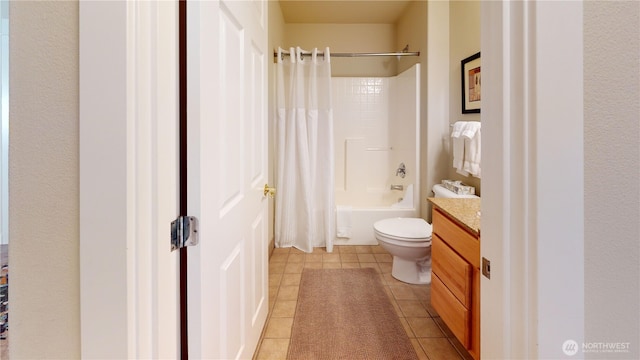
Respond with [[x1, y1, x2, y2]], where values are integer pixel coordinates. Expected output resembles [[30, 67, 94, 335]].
[[432, 273, 470, 348], [432, 234, 472, 308], [432, 208, 479, 268]]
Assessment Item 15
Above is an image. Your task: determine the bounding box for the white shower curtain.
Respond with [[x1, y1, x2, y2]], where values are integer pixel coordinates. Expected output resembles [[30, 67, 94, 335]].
[[275, 47, 335, 253]]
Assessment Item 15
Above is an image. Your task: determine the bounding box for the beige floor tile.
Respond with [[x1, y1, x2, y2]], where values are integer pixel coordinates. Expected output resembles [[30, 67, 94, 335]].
[[360, 262, 381, 273], [271, 300, 297, 318], [281, 273, 302, 286], [271, 248, 290, 255], [407, 317, 444, 338], [323, 262, 342, 269], [381, 273, 399, 285], [382, 285, 395, 300], [269, 273, 283, 287], [355, 245, 373, 253], [312, 247, 327, 254], [378, 262, 393, 274], [303, 261, 323, 269], [410, 339, 430, 360], [268, 286, 278, 310], [264, 317, 294, 338], [374, 253, 393, 263], [449, 336, 475, 360], [287, 253, 305, 263], [284, 262, 304, 274], [269, 262, 286, 274], [322, 253, 341, 263], [412, 285, 430, 299], [341, 262, 360, 269], [397, 300, 429, 317], [357, 253, 376, 263], [424, 298, 438, 317], [269, 253, 289, 263], [337, 246, 356, 253], [305, 253, 323, 262], [432, 316, 456, 339], [418, 338, 463, 360], [387, 297, 403, 318], [340, 253, 359, 262], [290, 247, 306, 254], [371, 245, 388, 253], [255, 338, 290, 360], [276, 285, 299, 301], [389, 284, 419, 300], [399, 317, 415, 338]]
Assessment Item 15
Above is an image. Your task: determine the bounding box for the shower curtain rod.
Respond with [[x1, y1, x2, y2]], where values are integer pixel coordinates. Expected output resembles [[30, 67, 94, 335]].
[[274, 50, 420, 60]]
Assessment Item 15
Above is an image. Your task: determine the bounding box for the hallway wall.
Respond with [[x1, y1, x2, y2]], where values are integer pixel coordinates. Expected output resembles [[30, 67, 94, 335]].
[[9, 1, 80, 358], [584, 1, 640, 357], [447, 1, 481, 193]]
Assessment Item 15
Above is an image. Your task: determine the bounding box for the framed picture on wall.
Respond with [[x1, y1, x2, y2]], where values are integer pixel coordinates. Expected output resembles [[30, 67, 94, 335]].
[[461, 52, 481, 113]]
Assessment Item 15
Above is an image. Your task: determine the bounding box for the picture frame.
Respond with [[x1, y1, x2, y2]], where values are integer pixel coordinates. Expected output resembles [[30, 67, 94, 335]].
[[461, 52, 481, 113]]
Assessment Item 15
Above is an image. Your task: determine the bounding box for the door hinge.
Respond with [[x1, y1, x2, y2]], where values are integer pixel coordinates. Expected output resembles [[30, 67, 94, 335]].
[[171, 216, 199, 251]]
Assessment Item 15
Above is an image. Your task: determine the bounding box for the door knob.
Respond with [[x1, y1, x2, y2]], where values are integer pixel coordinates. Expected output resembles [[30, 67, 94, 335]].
[[263, 184, 276, 198]]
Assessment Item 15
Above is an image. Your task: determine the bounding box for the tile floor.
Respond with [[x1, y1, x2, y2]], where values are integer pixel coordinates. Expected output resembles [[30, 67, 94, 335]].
[[253, 245, 473, 360]]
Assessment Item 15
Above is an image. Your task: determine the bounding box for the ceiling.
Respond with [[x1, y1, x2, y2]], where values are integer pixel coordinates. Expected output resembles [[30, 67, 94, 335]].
[[278, 0, 412, 24]]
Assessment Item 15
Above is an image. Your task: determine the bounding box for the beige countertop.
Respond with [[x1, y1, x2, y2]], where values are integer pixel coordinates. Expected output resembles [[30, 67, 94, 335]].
[[428, 197, 481, 236]]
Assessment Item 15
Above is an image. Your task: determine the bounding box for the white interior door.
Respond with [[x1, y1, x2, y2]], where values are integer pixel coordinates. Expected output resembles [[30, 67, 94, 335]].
[[186, 1, 269, 359]]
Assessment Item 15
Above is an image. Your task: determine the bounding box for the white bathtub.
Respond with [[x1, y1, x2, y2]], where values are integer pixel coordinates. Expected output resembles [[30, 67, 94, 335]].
[[334, 184, 418, 246]]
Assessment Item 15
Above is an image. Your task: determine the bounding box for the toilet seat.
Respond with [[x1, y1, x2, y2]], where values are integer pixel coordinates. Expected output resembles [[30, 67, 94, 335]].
[[373, 218, 432, 243]]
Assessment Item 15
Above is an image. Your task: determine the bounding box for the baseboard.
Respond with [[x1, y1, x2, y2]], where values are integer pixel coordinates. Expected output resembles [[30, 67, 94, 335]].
[[268, 237, 275, 258]]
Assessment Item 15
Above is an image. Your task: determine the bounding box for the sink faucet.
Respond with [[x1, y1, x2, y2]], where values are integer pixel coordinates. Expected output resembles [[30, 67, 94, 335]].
[[396, 162, 406, 178]]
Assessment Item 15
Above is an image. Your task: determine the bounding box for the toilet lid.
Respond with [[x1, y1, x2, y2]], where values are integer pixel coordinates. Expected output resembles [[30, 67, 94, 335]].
[[374, 218, 432, 241]]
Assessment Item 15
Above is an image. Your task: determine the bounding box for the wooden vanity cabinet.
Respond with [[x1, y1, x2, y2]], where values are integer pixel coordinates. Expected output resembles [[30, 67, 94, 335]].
[[431, 208, 480, 360]]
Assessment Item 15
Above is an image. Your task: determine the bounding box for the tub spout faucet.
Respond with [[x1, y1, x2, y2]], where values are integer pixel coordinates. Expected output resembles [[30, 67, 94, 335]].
[[391, 184, 404, 191], [396, 162, 406, 178]]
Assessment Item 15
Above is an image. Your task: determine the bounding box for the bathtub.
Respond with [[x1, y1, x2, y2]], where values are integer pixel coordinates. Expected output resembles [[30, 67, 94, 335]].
[[334, 184, 418, 246]]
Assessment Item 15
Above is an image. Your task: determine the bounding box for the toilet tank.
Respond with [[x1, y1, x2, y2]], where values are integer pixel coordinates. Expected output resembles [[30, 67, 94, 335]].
[[432, 184, 479, 198]]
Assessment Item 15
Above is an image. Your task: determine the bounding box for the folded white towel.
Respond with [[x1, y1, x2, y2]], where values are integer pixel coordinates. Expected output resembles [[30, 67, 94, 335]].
[[336, 205, 353, 238], [462, 121, 481, 139], [451, 121, 467, 138], [451, 121, 469, 176], [463, 122, 481, 178]]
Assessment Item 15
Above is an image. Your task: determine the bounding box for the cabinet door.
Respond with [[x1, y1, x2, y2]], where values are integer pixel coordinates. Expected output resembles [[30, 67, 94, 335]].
[[432, 235, 472, 307], [432, 209, 479, 268], [431, 274, 470, 347]]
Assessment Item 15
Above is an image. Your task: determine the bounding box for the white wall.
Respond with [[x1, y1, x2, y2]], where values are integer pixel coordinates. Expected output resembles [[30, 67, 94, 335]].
[[423, 1, 450, 222], [397, 1, 429, 221], [448, 0, 481, 193], [9, 1, 80, 358], [584, 1, 640, 358]]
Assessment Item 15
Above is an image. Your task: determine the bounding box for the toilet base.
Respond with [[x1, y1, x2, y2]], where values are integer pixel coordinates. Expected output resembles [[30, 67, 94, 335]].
[[391, 256, 432, 285]]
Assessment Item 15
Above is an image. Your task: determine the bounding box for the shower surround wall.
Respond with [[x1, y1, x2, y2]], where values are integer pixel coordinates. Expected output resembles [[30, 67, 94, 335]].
[[333, 64, 420, 245]]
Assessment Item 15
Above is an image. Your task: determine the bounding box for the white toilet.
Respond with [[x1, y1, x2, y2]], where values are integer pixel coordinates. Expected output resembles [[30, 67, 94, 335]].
[[373, 184, 478, 285]]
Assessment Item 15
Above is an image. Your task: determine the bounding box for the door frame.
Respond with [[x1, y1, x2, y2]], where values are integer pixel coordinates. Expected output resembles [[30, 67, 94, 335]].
[[80, 0, 586, 358], [79, 1, 179, 358], [481, 1, 584, 358]]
